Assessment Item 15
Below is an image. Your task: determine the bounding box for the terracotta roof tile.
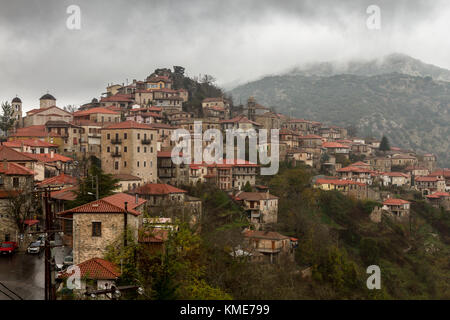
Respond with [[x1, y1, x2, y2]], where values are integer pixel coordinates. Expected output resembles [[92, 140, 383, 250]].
[[60, 258, 120, 280], [133, 183, 186, 195]]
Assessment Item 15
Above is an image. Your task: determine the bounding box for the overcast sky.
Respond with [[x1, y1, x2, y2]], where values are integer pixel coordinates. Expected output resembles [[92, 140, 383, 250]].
[[1, 0, 449, 111]]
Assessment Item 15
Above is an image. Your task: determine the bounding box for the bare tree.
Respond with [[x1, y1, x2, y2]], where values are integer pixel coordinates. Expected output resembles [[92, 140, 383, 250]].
[[6, 190, 36, 236]]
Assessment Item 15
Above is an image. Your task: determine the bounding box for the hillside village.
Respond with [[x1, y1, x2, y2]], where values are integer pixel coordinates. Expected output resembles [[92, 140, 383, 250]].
[[0, 66, 449, 299]]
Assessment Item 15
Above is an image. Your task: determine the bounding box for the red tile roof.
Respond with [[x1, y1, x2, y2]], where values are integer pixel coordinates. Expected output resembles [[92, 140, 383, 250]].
[[50, 186, 78, 201], [60, 258, 120, 280], [10, 125, 60, 138], [58, 193, 146, 216], [139, 229, 169, 243], [133, 183, 186, 195], [235, 192, 278, 201], [0, 145, 37, 162], [22, 152, 73, 163], [415, 176, 442, 182], [100, 94, 134, 102], [315, 178, 366, 186], [428, 169, 450, 178], [0, 162, 35, 175], [38, 173, 77, 187], [426, 192, 450, 199], [243, 230, 289, 240], [337, 166, 372, 173], [220, 115, 261, 126], [298, 134, 322, 139], [2, 139, 58, 148], [381, 172, 409, 178], [74, 107, 119, 116], [322, 142, 350, 149], [383, 198, 410, 205], [26, 106, 71, 116], [102, 120, 156, 130]]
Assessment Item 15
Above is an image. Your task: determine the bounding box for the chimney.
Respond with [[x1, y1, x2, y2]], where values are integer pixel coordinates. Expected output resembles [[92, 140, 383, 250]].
[[50, 150, 54, 158], [3, 158, 7, 170], [135, 193, 139, 204]]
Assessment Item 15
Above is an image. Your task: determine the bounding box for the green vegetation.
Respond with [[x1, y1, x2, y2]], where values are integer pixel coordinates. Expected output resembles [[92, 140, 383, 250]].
[[104, 165, 449, 300], [67, 165, 119, 209], [0, 101, 17, 137], [379, 136, 391, 151]]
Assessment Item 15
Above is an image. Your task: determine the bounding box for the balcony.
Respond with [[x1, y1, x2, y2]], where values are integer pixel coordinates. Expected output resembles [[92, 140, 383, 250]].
[[141, 138, 152, 145], [111, 152, 121, 157], [111, 138, 122, 144]]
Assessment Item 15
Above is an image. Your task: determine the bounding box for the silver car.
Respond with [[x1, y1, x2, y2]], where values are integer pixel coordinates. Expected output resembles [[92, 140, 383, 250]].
[[27, 241, 41, 254]]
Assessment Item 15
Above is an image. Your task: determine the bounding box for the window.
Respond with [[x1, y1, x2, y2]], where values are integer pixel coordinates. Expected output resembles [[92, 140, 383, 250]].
[[115, 162, 119, 170], [124, 161, 127, 167], [137, 133, 140, 139], [107, 146, 110, 153], [107, 133, 110, 139], [92, 222, 101, 237], [124, 133, 127, 139], [150, 147, 153, 153], [137, 147, 140, 153], [144, 161, 146, 167], [144, 147, 147, 153], [137, 161, 140, 167], [13, 177, 19, 188], [124, 146, 127, 152]]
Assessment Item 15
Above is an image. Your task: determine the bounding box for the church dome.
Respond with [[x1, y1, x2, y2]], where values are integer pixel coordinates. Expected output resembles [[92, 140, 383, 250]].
[[12, 97, 22, 103], [40, 93, 56, 100]]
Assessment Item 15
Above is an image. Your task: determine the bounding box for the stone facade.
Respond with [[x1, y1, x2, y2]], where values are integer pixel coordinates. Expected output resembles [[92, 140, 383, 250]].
[[101, 122, 158, 183], [72, 212, 139, 264]]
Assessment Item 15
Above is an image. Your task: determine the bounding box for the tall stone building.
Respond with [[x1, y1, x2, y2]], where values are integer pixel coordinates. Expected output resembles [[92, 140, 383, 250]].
[[101, 121, 158, 183], [11, 97, 22, 126]]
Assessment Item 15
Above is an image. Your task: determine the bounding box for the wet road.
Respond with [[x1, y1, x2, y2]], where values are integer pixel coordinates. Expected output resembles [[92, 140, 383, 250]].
[[0, 235, 69, 300], [0, 251, 45, 300]]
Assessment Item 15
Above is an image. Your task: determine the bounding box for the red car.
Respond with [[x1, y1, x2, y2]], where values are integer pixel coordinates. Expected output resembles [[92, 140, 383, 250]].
[[0, 241, 18, 255]]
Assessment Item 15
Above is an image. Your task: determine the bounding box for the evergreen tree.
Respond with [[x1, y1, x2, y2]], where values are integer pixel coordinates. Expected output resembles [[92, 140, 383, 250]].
[[68, 165, 119, 208], [0, 102, 16, 136], [379, 136, 391, 151]]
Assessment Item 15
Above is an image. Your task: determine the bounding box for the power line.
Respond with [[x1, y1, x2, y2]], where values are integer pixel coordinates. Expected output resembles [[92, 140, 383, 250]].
[[0, 287, 16, 300], [0, 281, 23, 300]]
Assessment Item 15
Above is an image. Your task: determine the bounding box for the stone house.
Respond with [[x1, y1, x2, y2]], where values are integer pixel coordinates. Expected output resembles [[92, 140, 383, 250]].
[[101, 121, 158, 183], [234, 191, 278, 229], [130, 183, 201, 224], [157, 151, 189, 186], [426, 192, 450, 210], [378, 172, 410, 187], [58, 193, 146, 264], [112, 174, 143, 192], [243, 230, 295, 263], [382, 198, 410, 219], [415, 176, 446, 195], [2, 139, 58, 154], [314, 178, 370, 200], [0, 162, 35, 242], [73, 107, 120, 125], [59, 257, 121, 297], [337, 165, 374, 185], [368, 157, 392, 172]]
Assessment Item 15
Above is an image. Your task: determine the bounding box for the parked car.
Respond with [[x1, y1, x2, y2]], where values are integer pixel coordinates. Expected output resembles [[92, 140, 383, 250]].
[[0, 242, 18, 255], [27, 241, 42, 254], [37, 234, 46, 247]]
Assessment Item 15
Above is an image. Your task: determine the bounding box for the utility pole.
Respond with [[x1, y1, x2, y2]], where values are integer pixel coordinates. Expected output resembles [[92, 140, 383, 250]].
[[95, 175, 99, 200], [124, 202, 128, 247], [35, 186, 63, 301]]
